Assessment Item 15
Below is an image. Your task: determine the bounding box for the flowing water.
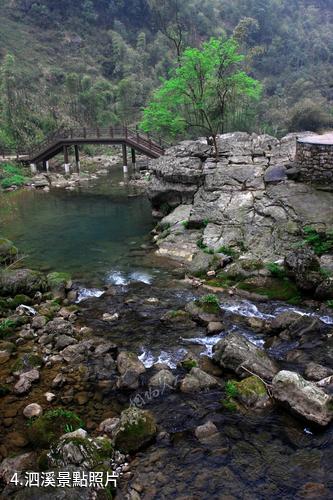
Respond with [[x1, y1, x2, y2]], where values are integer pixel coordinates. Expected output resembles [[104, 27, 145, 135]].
[[1, 168, 333, 499]]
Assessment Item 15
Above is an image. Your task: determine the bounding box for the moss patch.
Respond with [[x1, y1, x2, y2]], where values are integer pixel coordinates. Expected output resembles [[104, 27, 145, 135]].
[[114, 407, 157, 454], [28, 408, 84, 449], [238, 276, 301, 303]]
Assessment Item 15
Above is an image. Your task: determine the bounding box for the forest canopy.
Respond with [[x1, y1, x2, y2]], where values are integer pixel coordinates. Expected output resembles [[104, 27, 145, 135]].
[[0, 0, 332, 149]]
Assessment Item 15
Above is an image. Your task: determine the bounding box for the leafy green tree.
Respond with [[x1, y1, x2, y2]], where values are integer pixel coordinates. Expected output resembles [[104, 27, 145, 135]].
[[140, 37, 261, 154]]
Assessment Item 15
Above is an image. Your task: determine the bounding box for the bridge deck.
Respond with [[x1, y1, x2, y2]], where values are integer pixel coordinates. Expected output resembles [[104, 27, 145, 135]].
[[2, 126, 168, 164]]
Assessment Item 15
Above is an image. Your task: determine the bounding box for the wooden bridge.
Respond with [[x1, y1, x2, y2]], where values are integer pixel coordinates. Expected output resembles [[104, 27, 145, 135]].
[[2, 126, 168, 173]]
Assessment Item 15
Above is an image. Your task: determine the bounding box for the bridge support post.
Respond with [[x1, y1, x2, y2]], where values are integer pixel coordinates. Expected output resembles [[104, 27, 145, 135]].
[[122, 144, 128, 173], [30, 163, 37, 175], [131, 148, 136, 168], [46, 161, 50, 172], [74, 145, 80, 173], [63, 146, 70, 174]]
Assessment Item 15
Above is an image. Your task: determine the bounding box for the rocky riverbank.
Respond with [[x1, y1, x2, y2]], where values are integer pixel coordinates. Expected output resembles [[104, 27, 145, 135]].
[[0, 234, 333, 498], [147, 131, 333, 309]]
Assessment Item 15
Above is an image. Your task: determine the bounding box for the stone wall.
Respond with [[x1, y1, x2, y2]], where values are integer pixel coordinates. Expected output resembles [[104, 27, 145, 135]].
[[296, 140, 333, 184]]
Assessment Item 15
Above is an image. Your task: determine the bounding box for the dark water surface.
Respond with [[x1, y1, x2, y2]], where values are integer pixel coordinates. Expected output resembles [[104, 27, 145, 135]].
[[0, 168, 155, 284]]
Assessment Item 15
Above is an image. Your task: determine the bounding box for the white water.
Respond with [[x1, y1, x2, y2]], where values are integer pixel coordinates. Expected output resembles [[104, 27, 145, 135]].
[[220, 299, 333, 325], [220, 300, 275, 320], [139, 348, 188, 369], [76, 288, 105, 303], [105, 269, 153, 286]]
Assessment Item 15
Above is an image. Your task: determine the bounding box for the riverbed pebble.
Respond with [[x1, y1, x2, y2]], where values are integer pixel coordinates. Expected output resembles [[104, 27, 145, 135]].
[[23, 403, 43, 418]]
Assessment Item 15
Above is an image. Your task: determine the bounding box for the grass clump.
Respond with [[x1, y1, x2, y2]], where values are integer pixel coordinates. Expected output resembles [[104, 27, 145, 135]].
[[266, 262, 286, 279], [301, 226, 333, 256], [221, 380, 239, 412], [0, 318, 17, 338], [28, 408, 84, 448], [216, 245, 238, 258], [225, 380, 239, 398], [0, 163, 28, 189], [326, 300, 333, 309], [197, 294, 220, 314]]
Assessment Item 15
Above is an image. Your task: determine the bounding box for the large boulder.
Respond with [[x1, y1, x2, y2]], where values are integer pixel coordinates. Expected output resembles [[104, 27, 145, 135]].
[[272, 370, 333, 426], [235, 376, 271, 409], [180, 367, 219, 393], [47, 272, 72, 299], [284, 248, 321, 291], [49, 430, 113, 469], [148, 155, 204, 208], [116, 351, 146, 390], [315, 277, 333, 300], [0, 238, 18, 266], [213, 332, 279, 381], [0, 269, 48, 297], [113, 407, 157, 453]]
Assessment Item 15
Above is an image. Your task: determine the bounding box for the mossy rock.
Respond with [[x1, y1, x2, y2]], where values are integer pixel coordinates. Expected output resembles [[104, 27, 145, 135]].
[[27, 408, 84, 449], [47, 272, 72, 298], [50, 434, 113, 469], [114, 407, 157, 454], [235, 376, 270, 409], [11, 353, 43, 374], [0, 238, 18, 266], [37, 301, 61, 320], [0, 268, 48, 297], [238, 276, 301, 303], [10, 294, 33, 308]]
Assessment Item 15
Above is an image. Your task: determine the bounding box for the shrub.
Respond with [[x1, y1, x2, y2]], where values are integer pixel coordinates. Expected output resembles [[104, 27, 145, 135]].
[[266, 262, 286, 279], [0, 163, 27, 189], [28, 408, 84, 448], [302, 226, 333, 256], [216, 245, 237, 258], [225, 380, 239, 398]]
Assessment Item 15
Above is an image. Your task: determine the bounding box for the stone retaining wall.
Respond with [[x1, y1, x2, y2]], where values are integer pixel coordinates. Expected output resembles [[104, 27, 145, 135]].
[[296, 141, 333, 184]]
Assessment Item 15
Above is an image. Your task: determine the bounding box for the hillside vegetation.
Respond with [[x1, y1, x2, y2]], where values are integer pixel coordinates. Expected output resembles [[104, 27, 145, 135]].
[[0, 0, 332, 149]]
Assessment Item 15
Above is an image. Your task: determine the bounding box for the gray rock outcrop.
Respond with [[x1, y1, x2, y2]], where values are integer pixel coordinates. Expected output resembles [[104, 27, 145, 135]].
[[148, 132, 333, 264], [272, 370, 333, 426], [213, 332, 279, 381]]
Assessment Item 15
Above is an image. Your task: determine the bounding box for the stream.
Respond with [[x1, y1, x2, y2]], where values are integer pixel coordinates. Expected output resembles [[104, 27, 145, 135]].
[[1, 167, 333, 499]]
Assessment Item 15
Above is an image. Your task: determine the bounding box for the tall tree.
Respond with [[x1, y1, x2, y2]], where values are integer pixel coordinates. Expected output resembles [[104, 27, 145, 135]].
[[140, 37, 262, 155]]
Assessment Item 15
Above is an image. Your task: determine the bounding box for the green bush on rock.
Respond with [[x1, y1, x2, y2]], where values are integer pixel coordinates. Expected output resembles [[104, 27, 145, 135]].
[[28, 408, 84, 448], [197, 294, 220, 314], [113, 407, 157, 454]]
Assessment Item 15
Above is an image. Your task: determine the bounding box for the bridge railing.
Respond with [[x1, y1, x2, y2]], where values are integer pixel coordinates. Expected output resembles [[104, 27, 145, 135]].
[[4, 125, 170, 161]]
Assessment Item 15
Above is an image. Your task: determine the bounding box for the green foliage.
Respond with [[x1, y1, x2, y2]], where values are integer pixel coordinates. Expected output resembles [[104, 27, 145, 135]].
[[0, 163, 27, 189], [140, 36, 261, 150], [302, 226, 333, 256], [181, 359, 198, 371], [28, 408, 84, 448], [225, 380, 239, 398], [0, 0, 332, 148], [238, 277, 301, 304], [0, 318, 17, 338], [326, 300, 333, 310], [197, 294, 220, 313], [216, 246, 238, 258], [266, 262, 286, 279], [221, 379, 240, 411]]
